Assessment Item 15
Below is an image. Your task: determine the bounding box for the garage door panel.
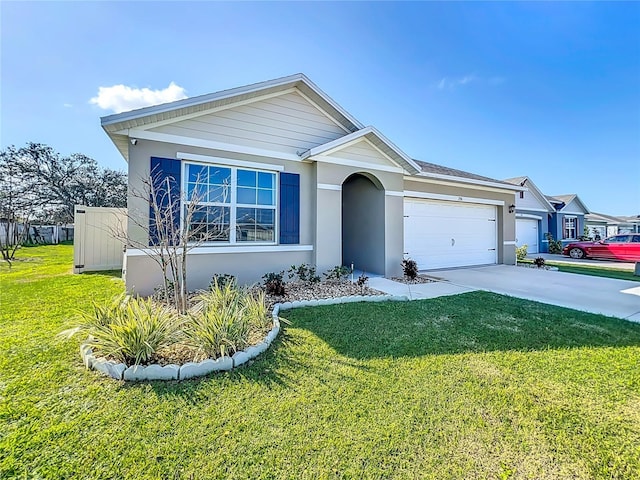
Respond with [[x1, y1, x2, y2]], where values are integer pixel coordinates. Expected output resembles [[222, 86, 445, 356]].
[[404, 199, 498, 270], [515, 218, 538, 254]]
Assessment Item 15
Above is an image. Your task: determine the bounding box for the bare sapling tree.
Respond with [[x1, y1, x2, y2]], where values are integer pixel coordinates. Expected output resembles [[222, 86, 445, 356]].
[[0, 156, 38, 266], [120, 167, 227, 313]]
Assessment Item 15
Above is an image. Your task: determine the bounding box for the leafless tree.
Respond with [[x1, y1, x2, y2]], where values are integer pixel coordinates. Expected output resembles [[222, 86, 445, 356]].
[[118, 167, 227, 313], [0, 157, 38, 265]]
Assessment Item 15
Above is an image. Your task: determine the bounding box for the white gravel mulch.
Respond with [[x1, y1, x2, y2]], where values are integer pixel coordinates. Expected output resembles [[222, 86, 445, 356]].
[[261, 279, 384, 307], [516, 263, 559, 271], [390, 275, 437, 285]]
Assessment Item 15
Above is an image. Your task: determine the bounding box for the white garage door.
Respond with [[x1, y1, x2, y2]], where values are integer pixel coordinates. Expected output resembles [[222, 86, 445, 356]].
[[515, 218, 538, 254], [404, 199, 498, 270]]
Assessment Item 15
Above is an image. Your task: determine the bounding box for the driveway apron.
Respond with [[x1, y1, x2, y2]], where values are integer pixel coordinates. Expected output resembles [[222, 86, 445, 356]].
[[432, 265, 640, 321]]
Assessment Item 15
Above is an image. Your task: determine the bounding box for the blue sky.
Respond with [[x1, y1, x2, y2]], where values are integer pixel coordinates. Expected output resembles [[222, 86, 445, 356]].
[[2, 1, 639, 215]]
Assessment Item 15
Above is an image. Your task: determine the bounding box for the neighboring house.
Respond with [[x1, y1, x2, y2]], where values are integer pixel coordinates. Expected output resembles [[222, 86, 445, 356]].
[[504, 176, 555, 253], [585, 212, 624, 239], [615, 215, 640, 234], [101, 74, 522, 295], [546, 194, 590, 246]]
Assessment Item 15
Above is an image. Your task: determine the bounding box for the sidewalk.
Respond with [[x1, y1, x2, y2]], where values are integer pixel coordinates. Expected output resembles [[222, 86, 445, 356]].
[[367, 276, 475, 300]]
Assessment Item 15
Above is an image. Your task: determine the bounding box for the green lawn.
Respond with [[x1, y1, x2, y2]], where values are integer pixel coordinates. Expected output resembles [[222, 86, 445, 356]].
[[521, 258, 639, 282], [2, 245, 640, 479]]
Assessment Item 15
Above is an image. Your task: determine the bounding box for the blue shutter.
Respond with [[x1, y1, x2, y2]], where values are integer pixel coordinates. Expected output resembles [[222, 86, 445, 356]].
[[149, 157, 181, 246], [279, 172, 300, 244]]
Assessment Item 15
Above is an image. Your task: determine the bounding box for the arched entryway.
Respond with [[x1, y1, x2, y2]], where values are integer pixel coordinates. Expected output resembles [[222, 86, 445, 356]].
[[341, 173, 385, 275]]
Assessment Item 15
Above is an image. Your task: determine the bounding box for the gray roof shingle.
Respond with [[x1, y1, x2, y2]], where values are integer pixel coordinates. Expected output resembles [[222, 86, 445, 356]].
[[413, 159, 515, 186]]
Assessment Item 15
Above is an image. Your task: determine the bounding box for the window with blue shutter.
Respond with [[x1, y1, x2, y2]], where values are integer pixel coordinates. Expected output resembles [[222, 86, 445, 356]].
[[149, 157, 181, 246], [279, 172, 300, 244]]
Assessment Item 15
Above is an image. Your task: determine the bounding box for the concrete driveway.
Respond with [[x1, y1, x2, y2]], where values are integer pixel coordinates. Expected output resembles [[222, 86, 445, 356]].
[[432, 265, 640, 321]]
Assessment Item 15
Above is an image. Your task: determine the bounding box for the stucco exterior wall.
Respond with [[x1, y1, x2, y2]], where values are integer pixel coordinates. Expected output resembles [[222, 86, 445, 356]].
[[127, 139, 316, 246], [314, 161, 404, 276], [125, 249, 313, 296], [124, 138, 519, 294], [125, 139, 319, 294]]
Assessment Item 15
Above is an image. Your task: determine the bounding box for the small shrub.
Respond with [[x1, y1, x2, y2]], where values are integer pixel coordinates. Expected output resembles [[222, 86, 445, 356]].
[[263, 271, 286, 296], [323, 265, 351, 281], [64, 294, 181, 365], [401, 259, 418, 280], [516, 244, 528, 261], [287, 264, 320, 284], [545, 233, 563, 254], [356, 272, 369, 294], [209, 273, 237, 291], [533, 257, 546, 268], [580, 225, 591, 241], [152, 281, 175, 304]]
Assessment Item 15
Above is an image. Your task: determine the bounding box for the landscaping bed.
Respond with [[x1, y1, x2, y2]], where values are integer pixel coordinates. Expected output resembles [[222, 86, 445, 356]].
[[516, 263, 559, 271], [69, 266, 386, 379], [261, 278, 383, 306], [390, 274, 437, 284]]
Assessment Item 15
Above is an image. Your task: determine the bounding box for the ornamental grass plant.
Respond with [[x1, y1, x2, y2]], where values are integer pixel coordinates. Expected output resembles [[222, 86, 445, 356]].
[[63, 294, 182, 365], [183, 282, 270, 359]]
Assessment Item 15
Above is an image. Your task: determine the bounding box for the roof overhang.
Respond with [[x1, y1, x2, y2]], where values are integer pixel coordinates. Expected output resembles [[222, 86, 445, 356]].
[[299, 126, 422, 175], [508, 176, 555, 211], [414, 171, 525, 192], [101, 73, 364, 162]]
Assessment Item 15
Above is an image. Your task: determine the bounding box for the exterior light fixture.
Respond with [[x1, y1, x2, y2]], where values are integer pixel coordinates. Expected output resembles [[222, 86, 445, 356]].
[[508, 204, 516, 213]]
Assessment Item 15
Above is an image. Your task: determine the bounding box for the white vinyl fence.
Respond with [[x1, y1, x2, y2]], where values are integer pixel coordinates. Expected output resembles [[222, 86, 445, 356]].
[[73, 206, 127, 273]]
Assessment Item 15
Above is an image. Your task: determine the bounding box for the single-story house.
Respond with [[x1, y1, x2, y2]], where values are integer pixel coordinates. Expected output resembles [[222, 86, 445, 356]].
[[586, 213, 640, 237], [101, 74, 522, 295], [585, 212, 623, 239], [613, 215, 640, 234], [504, 176, 555, 253], [545, 194, 590, 246]]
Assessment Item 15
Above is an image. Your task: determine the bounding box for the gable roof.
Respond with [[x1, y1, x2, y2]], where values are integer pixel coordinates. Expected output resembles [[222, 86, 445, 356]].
[[617, 215, 640, 224], [546, 193, 590, 214], [503, 176, 555, 211], [585, 212, 625, 225], [101, 74, 364, 161], [299, 126, 422, 175]]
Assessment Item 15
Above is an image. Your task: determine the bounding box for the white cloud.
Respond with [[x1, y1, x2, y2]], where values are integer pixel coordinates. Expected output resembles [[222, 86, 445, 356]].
[[63, 103, 73, 108], [436, 74, 506, 91], [90, 82, 188, 113]]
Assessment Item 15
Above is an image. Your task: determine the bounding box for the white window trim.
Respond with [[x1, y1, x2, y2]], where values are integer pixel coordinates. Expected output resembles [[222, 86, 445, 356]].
[[126, 245, 313, 257], [182, 160, 279, 246], [177, 152, 284, 172], [563, 215, 577, 240]]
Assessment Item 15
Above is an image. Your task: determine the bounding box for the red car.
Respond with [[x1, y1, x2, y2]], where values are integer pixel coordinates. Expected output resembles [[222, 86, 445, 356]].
[[562, 234, 640, 261]]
